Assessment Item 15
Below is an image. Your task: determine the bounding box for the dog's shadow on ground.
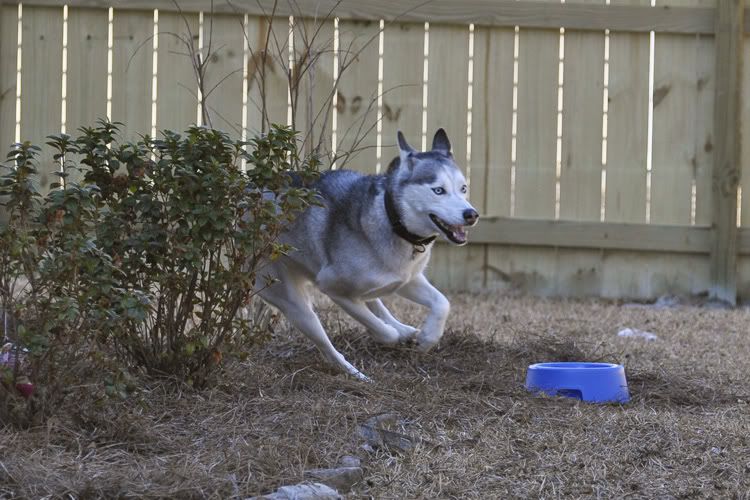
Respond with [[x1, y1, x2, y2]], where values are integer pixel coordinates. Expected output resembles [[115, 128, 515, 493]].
[[255, 321, 746, 410]]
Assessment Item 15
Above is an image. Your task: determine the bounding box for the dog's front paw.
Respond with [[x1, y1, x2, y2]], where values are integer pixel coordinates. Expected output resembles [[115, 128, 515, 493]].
[[415, 331, 441, 352], [369, 324, 402, 345], [395, 324, 419, 342]]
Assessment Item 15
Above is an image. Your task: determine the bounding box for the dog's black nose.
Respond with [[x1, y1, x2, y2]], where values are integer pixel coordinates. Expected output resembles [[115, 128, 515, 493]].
[[463, 208, 479, 225]]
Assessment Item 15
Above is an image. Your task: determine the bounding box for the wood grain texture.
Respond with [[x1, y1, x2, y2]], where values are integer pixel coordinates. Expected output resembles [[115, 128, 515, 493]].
[[734, 256, 750, 300], [380, 22, 423, 164], [472, 217, 712, 253], [335, 19, 380, 173], [245, 16, 291, 134], [20, 5, 63, 192], [155, 11, 199, 133], [6, 0, 746, 304], [473, 26, 516, 290], [292, 18, 335, 159], [741, 0, 750, 234], [743, 34, 750, 228], [425, 24, 469, 168], [111, 9, 153, 141], [63, 6, 108, 184], [651, 39, 715, 225], [471, 26, 514, 218], [423, 24, 480, 292], [8, 1, 727, 35], [559, 1, 605, 222], [244, 15, 263, 137], [710, 0, 743, 303], [483, 246, 709, 299], [514, 28, 558, 219], [476, 0, 715, 301], [736, 228, 750, 254], [604, 0, 650, 223], [486, 1, 559, 293], [693, 34, 716, 226], [65, 7, 108, 136], [202, 13, 245, 135], [650, 0, 714, 226], [0, 5, 18, 153]]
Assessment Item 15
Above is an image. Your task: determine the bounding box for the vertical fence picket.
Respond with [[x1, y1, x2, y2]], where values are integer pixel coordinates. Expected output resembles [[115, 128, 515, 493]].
[[486, 22, 561, 294], [381, 22, 423, 162], [472, 25, 515, 289], [514, 27, 558, 219], [335, 19, 380, 173], [709, 0, 743, 304], [425, 25, 469, 173], [246, 16, 291, 135], [743, 1, 750, 230], [693, 31, 716, 226], [479, 28, 517, 216], [292, 18, 335, 160], [544, 1, 607, 297], [20, 5, 63, 192], [202, 13, 244, 136], [738, 0, 750, 298], [155, 10, 199, 134], [111, 9, 153, 141], [559, 1, 605, 222], [651, 0, 715, 225], [64, 6, 108, 184], [0, 5, 17, 154], [244, 15, 263, 137], [423, 24, 483, 290], [65, 7, 108, 136], [604, 0, 650, 224]]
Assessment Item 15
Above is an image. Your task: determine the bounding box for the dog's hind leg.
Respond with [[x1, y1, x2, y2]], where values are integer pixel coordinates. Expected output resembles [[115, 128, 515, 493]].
[[258, 275, 370, 382], [365, 300, 418, 342]]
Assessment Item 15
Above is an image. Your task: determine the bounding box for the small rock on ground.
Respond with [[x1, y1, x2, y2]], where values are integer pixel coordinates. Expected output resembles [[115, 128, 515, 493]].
[[356, 413, 421, 452], [338, 455, 360, 468], [304, 466, 363, 491], [248, 482, 342, 500]]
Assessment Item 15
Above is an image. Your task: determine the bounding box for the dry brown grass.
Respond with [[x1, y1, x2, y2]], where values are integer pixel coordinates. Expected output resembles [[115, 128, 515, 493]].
[[2, 294, 750, 499]]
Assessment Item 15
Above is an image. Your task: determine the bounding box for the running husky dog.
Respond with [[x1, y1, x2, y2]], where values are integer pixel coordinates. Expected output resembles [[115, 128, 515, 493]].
[[256, 129, 479, 381]]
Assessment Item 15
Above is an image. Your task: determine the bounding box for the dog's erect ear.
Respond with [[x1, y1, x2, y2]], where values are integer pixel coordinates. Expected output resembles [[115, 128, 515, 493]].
[[397, 130, 415, 153], [397, 130, 416, 166], [431, 128, 451, 155]]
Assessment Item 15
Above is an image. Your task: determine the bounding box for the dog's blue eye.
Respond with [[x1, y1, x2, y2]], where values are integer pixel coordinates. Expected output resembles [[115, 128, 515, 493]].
[[432, 187, 445, 195], [461, 185, 468, 194]]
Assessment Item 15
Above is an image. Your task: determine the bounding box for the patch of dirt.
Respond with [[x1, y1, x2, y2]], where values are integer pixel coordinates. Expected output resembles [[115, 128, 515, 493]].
[[2, 294, 749, 498]]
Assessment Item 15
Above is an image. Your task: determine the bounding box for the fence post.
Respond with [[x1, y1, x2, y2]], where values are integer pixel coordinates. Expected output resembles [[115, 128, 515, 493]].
[[710, 0, 744, 305]]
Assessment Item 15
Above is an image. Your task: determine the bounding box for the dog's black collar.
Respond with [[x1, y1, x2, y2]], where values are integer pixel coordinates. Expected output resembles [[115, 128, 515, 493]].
[[384, 188, 436, 252]]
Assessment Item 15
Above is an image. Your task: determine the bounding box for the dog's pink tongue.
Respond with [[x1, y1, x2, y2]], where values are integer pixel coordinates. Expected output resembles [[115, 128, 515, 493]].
[[451, 225, 467, 243]]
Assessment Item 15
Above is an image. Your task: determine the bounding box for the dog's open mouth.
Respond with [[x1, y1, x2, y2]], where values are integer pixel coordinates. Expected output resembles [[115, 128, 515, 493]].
[[429, 214, 467, 245]]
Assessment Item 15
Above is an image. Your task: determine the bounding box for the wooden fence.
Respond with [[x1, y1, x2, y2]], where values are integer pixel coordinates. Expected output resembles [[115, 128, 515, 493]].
[[1, 0, 749, 302]]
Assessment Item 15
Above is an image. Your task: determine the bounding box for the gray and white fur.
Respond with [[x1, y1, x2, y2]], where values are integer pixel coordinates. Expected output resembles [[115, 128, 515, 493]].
[[256, 129, 479, 381]]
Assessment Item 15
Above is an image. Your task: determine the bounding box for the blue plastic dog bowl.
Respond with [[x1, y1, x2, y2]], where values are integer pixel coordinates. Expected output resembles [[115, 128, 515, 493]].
[[525, 362, 630, 403]]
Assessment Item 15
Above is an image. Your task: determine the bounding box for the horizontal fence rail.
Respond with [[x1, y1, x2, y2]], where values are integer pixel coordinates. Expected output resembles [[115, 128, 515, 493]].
[[0, 0, 738, 35], [0, 0, 747, 302], [462, 219, 750, 256]]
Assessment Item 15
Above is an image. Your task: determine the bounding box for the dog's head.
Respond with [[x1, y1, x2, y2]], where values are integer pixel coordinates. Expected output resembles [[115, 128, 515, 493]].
[[388, 129, 479, 245]]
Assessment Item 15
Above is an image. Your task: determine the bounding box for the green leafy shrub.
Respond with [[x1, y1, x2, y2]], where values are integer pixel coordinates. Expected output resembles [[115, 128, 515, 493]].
[[0, 140, 135, 426], [1, 122, 318, 425], [83, 123, 319, 385]]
